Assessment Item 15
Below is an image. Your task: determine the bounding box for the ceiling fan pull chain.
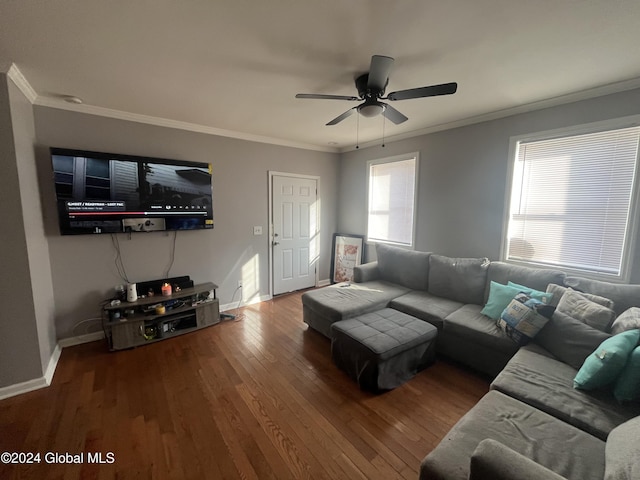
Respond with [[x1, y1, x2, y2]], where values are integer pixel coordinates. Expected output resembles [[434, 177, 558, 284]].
[[356, 113, 360, 149], [382, 112, 386, 147]]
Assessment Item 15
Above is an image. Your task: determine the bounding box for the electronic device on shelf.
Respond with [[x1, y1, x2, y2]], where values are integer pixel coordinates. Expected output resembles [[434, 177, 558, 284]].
[[49, 147, 214, 235], [102, 280, 219, 351]]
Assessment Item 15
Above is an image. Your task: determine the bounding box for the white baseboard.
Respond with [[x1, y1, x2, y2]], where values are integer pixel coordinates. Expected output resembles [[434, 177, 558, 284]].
[[57, 331, 105, 348], [0, 344, 61, 400], [44, 344, 62, 385], [317, 279, 330, 287], [0, 377, 49, 401], [221, 294, 271, 312], [0, 335, 102, 400]]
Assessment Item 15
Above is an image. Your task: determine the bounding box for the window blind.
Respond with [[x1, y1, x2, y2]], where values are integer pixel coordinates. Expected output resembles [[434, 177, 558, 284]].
[[506, 125, 640, 277], [367, 157, 417, 246]]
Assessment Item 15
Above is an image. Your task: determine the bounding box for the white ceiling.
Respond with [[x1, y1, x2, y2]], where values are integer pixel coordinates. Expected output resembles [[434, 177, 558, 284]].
[[2, 1, 640, 152]]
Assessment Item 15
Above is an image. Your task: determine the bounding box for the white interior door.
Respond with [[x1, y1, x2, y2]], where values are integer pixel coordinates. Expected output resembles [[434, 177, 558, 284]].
[[272, 174, 318, 295]]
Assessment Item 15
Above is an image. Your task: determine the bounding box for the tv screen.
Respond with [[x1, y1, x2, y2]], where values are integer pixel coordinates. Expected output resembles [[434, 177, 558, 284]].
[[50, 147, 214, 235]]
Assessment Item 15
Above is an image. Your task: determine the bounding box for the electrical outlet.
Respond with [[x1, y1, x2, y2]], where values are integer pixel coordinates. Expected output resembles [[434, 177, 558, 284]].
[[253, 226, 262, 235], [237, 280, 243, 288]]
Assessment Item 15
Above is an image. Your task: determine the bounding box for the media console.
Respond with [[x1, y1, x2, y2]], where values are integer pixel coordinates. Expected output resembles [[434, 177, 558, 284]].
[[102, 282, 220, 351]]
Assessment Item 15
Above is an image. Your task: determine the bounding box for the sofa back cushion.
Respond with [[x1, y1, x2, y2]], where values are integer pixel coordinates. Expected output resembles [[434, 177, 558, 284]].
[[605, 415, 640, 480], [535, 310, 611, 370], [375, 243, 431, 290], [565, 276, 640, 316], [428, 254, 489, 305], [484, 262, 566, 303], [556, 289, 617, 332]]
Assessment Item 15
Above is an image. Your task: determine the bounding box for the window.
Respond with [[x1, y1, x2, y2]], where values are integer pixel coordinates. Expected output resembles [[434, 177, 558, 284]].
[[85, 158, 111, 199], [367, 153, 418, 247], [503, 121, 640, 281], [52, 155, 74, 198], [51, 155, 112, 200]]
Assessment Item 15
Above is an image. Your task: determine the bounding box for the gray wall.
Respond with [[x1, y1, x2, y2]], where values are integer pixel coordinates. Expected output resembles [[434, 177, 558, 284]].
[[338, 88, 640, 282], [8, 79, 57, 375], [0, 75, 56, 387], [33, 107, 339, 339]]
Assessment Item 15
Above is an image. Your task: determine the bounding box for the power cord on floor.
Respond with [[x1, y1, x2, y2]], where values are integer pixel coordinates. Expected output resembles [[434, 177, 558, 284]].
[[220, 285, 244, 321]]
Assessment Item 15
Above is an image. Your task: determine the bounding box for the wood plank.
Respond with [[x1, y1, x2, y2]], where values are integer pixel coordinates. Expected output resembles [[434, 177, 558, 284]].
[[0, 290, 488, 479]]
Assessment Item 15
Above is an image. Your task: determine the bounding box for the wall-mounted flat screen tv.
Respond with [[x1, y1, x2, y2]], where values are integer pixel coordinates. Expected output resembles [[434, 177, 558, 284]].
[[50, 147, 213, 235]]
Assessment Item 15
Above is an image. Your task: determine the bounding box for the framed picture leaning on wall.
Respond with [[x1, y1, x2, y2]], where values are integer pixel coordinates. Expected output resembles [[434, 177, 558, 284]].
[[331, 233, 365, 283]]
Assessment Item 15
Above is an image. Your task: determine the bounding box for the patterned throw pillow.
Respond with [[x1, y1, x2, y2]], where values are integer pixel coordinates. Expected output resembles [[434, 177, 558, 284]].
[[497, 293, 555, 346]]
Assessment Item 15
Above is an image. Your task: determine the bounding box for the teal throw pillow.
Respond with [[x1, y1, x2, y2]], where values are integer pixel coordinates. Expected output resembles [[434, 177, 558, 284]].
[[614, 345, 640, 403], [574, 329, 640, 391], [481, 281, 551, 320]]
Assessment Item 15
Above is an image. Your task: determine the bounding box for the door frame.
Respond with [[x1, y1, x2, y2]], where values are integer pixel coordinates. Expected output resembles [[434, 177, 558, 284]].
[[268, 171, 321, 297]]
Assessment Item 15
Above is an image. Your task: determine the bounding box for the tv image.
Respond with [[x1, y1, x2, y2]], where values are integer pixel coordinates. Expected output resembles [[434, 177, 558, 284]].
[[50, 148, 214, 235]]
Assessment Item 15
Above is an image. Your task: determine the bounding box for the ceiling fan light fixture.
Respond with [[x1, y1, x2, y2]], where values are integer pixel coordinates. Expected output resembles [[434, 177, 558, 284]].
[[358, 103, 383, 118]]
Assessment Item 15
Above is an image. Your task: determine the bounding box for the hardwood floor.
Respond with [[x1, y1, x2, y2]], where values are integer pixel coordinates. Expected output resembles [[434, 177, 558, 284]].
[[0, 292, 489, 480]]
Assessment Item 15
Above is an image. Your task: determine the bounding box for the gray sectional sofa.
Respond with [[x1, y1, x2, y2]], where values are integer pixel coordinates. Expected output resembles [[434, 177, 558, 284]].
[[301, 243, 640, 480]]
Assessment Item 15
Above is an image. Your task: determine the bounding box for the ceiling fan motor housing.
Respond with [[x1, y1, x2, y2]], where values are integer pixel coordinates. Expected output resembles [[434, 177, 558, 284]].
[[355, 73, 386, 99]]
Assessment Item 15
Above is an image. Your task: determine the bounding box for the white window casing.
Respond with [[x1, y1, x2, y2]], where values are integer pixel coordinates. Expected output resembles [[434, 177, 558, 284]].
[[366, 153, 419, 248], [502, 117, 640, 282]]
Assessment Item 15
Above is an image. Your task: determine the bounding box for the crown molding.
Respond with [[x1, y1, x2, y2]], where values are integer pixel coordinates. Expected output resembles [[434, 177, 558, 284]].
[[6, 63, 37, 103], [33, 97, 338, 153], [341, 76, 640, 152], [5, 63, 337, 153], [7, 62, 640, 155]]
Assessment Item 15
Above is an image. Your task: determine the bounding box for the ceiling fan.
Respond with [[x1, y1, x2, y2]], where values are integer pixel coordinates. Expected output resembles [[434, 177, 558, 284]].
[[296, 55, 457, 126]]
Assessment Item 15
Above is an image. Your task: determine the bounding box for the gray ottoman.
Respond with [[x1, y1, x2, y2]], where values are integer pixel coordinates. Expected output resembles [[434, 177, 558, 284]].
[[330, 308, 438, 391]]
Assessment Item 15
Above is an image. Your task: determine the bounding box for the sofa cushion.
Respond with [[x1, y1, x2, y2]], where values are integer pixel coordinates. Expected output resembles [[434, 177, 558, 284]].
[[574, 329, 640, 390], [557, 289, 616, 332], [611, 307, 640, 335], [491, 344, 640, 440], [428, 254, 489, 305], [564, 276, 640, 316], [546, 283, 615, 309], [470, 439, 569, 480], [481, 281, 551, 320], [535, 310, 611, 370], [375, 243, 431, 290], [484, 261, 565, 303], [444, 304, 519, 356], [614, 346, 640, 403], [389, 291, 463, 330], [605, 416, 640, 480], [301, 281, 410, 323], [420, 390, 605, 480]]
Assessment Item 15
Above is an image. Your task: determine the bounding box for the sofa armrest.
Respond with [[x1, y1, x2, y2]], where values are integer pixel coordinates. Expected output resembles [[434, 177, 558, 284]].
[[354, 261, 380, 283], [470, 439, 567, 480]]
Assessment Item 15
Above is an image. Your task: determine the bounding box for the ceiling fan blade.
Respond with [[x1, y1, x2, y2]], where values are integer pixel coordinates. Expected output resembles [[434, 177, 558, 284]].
[[367, 55, 394, 91], [387, 82, 458, 101], [326, 107, 357, 126], [381, 103, 408, 125], [296, 93, 359, 101]]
